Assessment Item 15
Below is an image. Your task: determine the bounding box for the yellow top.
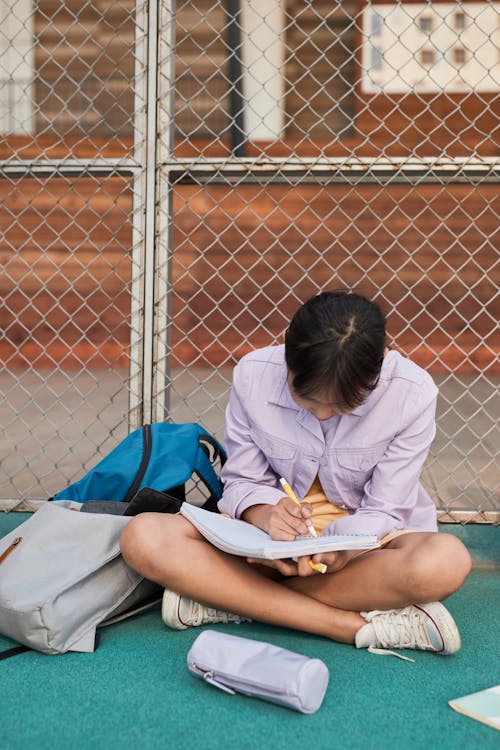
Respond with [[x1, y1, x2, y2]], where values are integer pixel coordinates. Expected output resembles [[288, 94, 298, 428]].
[[304, 475, 349, 534]]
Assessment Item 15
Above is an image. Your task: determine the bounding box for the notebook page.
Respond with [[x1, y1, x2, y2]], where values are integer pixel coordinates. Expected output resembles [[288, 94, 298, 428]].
[[180, 503, 380, 559]]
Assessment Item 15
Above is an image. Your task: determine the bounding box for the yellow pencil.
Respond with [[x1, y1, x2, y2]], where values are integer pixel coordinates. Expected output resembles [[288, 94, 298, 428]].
[[279, 477, 327, 574], [279, 477, 317, 537]]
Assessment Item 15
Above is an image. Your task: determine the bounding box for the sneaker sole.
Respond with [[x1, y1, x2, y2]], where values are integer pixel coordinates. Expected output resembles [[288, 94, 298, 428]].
[[415, 602, 461, 654], [161, 589, 188, 630]]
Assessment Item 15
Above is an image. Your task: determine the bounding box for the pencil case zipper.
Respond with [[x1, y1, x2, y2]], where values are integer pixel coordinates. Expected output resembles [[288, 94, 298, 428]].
[[0, 536, 22, 565], [189, 662, 286, 697]]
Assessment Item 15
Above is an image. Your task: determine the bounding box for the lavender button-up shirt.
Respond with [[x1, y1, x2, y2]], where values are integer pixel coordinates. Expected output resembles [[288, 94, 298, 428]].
[[218, 345, 439, 539]]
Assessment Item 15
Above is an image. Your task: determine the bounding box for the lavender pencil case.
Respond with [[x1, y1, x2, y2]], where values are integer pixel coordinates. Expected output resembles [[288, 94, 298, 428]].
[[187, 630, 329, 713]]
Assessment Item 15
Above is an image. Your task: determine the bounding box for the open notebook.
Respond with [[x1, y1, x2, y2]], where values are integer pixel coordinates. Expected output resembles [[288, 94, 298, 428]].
[[449, 685, 500, 731], [180, 503, 380, 559]]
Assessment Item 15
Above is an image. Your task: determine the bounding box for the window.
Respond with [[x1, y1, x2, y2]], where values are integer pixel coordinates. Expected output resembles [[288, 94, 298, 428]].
[[418, 16, 433, 33], [371, 46, 383, 71], [371, 11, 383, 37], [361, 3, 499, 94], [420, 49, 436, 67]]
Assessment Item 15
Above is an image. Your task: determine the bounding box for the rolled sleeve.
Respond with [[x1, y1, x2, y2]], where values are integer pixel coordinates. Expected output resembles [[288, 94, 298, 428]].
[[218, 361, 284, 518], [324, 386, 438, 539]]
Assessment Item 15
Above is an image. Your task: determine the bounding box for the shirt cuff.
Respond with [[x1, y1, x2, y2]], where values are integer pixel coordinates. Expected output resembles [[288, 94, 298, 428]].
[[218, 485, 285, 519]]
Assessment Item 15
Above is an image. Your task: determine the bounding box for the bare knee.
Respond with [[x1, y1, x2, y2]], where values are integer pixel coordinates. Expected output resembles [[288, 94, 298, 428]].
[[403, 533, 472, 601], [120, 513, 189, 581], [431, 533, 471, 594]]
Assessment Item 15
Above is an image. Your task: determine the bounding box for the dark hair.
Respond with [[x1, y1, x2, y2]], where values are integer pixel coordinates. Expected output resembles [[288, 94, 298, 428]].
[[284, 290, 386, 411]]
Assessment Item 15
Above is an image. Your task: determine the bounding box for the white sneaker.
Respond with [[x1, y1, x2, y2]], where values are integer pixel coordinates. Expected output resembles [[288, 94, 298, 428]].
[[355, 602, 461, 661], [161, 589, 251, 630]]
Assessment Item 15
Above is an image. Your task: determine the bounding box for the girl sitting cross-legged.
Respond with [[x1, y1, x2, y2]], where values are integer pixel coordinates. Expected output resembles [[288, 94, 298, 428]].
[[120, 290, 472, 659]]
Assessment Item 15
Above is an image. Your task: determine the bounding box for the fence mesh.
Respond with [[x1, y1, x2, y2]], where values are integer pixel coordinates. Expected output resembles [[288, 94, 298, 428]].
[[0, 1, 498, 519]]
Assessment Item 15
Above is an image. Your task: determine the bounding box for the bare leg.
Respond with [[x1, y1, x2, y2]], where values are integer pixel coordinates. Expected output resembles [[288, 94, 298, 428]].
[[120, 513, 364, 643], [286, 532, 472, 612], [120, 515, 471, 644]]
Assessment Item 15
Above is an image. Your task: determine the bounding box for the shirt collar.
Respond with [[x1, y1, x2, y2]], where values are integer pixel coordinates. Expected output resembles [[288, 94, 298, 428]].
[[269, 369, 298, 410], [349, 398, 371, 417], [270, 369, 373, 417], [268, 368, 324, 443], [268, 350, 387, 417]]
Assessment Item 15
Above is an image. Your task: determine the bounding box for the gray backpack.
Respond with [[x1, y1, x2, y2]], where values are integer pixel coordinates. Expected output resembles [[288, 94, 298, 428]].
[[0, 502, 160, 656]]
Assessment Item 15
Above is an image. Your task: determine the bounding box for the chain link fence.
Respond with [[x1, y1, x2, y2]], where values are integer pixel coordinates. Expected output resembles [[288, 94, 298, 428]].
[[0, 1, 498, 521]]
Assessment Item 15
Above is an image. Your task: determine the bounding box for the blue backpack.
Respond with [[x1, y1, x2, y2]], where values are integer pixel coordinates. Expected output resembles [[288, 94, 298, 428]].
[[52, 422, 226, 514]]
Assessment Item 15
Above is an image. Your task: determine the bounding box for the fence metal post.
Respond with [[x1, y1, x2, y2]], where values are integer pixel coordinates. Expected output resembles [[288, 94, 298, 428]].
[[226, 0, 246, 157], [129, 0, 149, 428], [155, 0, 177, 421], [130, 0, 161, 426]]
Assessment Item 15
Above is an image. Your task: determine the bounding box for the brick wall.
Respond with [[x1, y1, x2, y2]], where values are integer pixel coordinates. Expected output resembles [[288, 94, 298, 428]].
[[170, 183, 498, 373], [1, 1, 497, 374], [2, 178, 497, 374]]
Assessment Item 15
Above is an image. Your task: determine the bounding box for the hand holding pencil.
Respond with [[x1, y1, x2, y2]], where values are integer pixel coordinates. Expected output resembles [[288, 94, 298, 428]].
[[279, 478, 317, 537], [279, 477, 328, 574]]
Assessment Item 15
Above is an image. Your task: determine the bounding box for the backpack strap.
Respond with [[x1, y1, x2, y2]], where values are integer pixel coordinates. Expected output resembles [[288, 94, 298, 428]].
[[198, 433, 227, 467], [194, 433, 227, 503], [0, 645, 31, 661]]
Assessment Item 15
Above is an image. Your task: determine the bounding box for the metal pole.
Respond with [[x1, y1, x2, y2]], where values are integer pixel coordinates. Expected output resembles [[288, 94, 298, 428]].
[[155, 0, 177, 422], [140, 0, 160, 424], [225, 0, 246, 157], [128, 0, 150, 428]]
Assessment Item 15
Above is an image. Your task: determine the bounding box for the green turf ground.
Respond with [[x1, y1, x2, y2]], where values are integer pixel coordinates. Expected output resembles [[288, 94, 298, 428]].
[[1, 514, 498, 750]]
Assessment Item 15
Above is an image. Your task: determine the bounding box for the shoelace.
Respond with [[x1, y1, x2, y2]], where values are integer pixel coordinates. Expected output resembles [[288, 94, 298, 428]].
[[367, 607, 435, 662], [189, 600, 246, 626], [205, 607, 243, 624], [367, 646, 415, 663]]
